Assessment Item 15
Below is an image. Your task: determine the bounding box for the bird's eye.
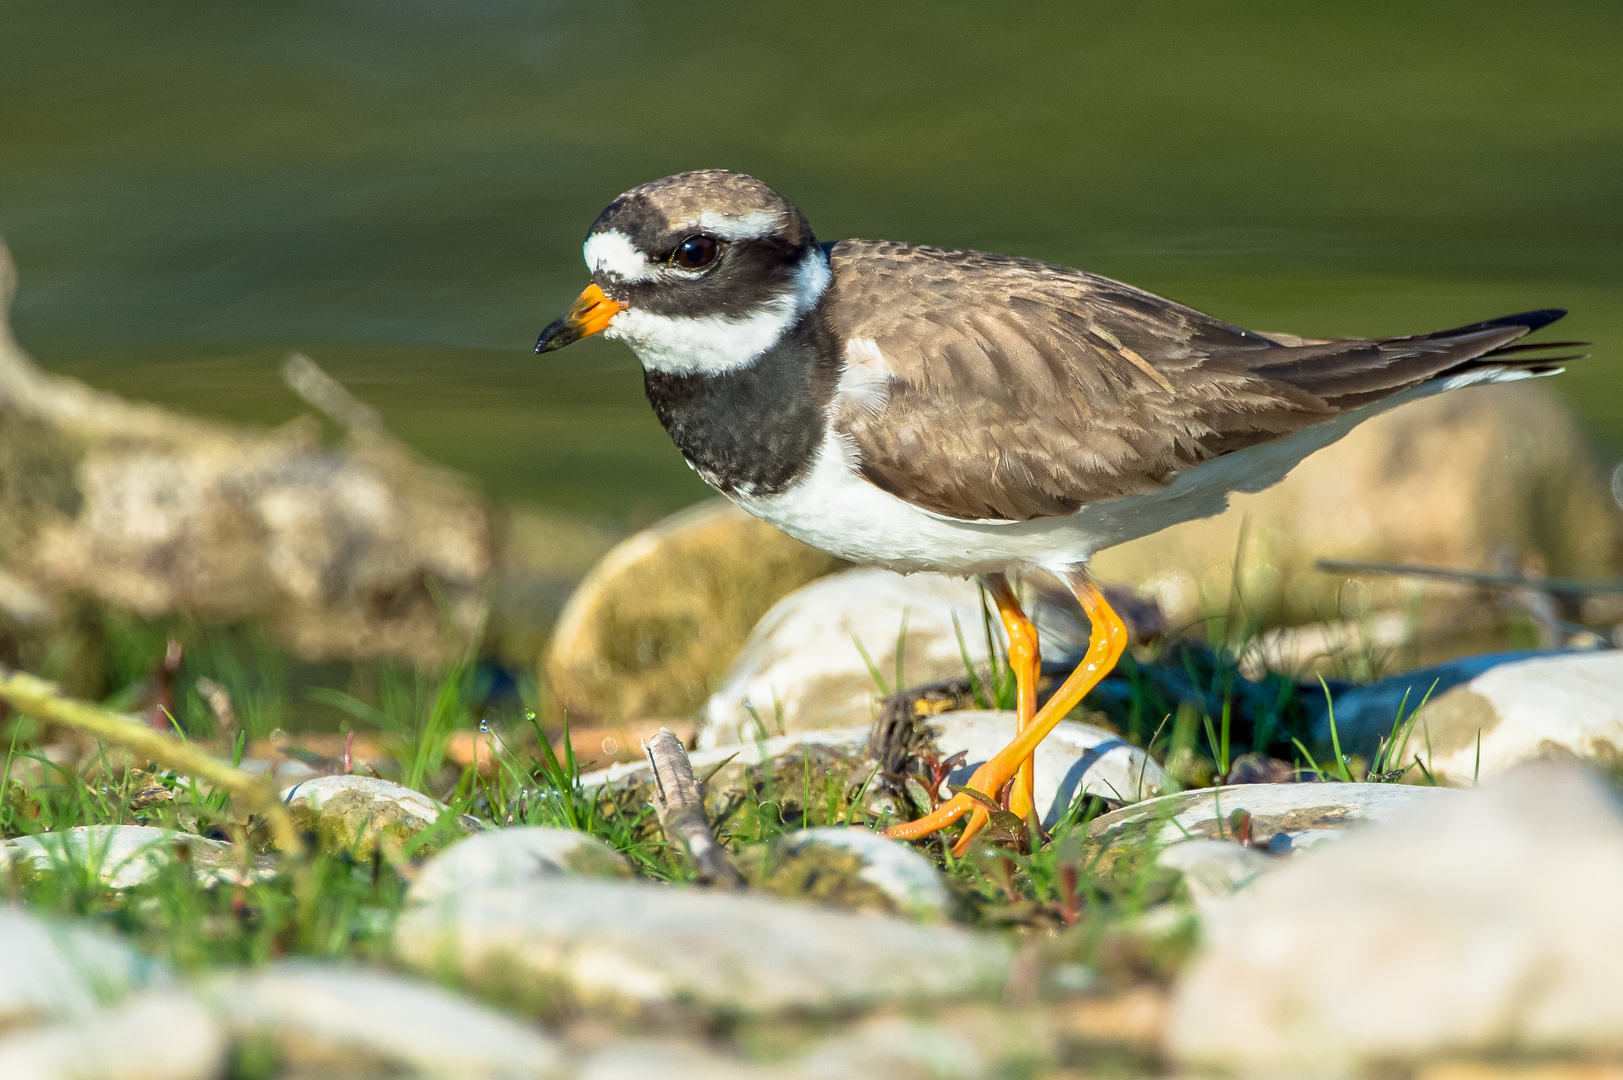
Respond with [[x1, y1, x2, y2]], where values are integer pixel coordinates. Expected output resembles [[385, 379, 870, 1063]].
[[672, 235, 719, 270]]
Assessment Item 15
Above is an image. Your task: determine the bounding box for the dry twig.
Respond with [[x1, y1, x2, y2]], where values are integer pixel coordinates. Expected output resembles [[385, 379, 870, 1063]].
[[643, 727, 745, 888], [1316, 558, 1623, 597], [0, 667, 305, 857], [281, 352, 385, 433]]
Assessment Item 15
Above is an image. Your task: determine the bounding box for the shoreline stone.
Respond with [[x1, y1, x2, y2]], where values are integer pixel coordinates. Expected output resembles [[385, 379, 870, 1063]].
[[1403, 651, 1623, 785], [0, 989, 222, 1080], [1311, 649, 1572, 755], [697, 569, 1008, 747], [282, 774, 482, 857], [407, 827, 632, 910], [204, 960, 566, 1080], [1155, 838, 1275, 907], [769, 827, 952, 920], [1168, 762, 1623, 1075], [394, 877, 1010, 1018], [546, 498, 843, 728], [0, 908, 171, 1031], [2, 825, 271, 889], [1086, 781, 1456, 867]]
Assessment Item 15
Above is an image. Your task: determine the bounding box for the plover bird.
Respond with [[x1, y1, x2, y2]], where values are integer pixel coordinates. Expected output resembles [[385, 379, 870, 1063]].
[[537, 169, 1576, 853]]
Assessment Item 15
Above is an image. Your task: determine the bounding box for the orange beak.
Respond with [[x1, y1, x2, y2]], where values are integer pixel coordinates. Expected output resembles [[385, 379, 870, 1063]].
[[535, 284, 627, 353]]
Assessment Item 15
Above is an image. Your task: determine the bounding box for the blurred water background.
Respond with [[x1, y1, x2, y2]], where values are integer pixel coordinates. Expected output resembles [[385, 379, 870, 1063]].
[[2, 0, 1619, 527]]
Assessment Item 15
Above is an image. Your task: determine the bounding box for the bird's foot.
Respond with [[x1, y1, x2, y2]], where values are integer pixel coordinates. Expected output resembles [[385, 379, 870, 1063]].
[[881, 570, 1128, 856]]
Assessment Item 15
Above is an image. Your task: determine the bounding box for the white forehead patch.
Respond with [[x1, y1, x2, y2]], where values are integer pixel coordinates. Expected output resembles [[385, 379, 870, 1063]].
[[583, 229, 658, 281], [688, 209, 781, 241], [604, 247, 831, 376]]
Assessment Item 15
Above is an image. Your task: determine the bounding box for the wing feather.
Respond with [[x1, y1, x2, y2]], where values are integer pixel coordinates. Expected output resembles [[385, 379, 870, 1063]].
[[823, 240, 1565, 523]]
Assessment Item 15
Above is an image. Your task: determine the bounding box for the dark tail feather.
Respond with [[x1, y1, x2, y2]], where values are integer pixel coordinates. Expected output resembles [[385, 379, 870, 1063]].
[[1440, 308, 1588, 368], [1237, 306, 1583, 413], [1484, 339, 1587, 356], [1423, 308, 1567, 340]]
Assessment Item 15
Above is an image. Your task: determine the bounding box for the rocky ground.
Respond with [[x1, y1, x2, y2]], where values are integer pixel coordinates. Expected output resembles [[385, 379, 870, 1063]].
[[6, 618, 1623, 1079], [4, 240, 1623, 1078]]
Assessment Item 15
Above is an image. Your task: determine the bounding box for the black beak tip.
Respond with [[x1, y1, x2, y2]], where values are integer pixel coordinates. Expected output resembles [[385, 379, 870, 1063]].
[[534, 318, 576, 355]]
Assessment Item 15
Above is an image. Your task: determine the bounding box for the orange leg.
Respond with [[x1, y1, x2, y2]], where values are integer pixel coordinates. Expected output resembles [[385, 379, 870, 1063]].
[[982, 574, 1040, 822], [884, 570, 1128, 856]]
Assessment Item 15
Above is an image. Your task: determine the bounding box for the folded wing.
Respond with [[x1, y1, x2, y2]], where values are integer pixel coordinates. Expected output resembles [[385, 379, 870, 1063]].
[[824, 239, 1569, 522]]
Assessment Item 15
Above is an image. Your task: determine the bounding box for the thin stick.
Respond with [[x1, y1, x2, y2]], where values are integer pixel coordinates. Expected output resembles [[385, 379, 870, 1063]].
[[1316, 558, 1623, 597], [642, 728, 745, 889], [0, 667, 306, 857], [281, 353, 385, 433]]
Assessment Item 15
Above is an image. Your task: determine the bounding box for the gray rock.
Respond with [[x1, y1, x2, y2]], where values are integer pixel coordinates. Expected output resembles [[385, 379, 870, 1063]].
[[1085, 781, 1456, 873], [796, 1011, 1049, 1080], [1168, 761, 1623, 1075], [772, 828, 951, 920], [697, 569, 1003, 747], [585, 712, 1164, 832], [282, 774, 482, 857], [0, 246, 494, 672], [408, 826, 631, 910], [0, 989, 223, 1080], [1401, 650, 1623, 785], [798, 1018, 990, 1080], [1155, 838, 1275, 907], [1312, 649, 1570, 756], [546, 497, 844, 728], [577, 1010, 1053, 1080], [2, 825, 270, 889], [205, 960, 565, 1080], [575, 1040, 784, 1080], [922, 711, 1163, 824], [0, 908, 171, 1031], [393, 877, 1009, 1017]]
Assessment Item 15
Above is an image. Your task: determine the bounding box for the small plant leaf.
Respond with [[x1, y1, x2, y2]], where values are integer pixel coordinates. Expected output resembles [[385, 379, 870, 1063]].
[[947, 784, 1005, 815], [983, 810, 1026, 843]]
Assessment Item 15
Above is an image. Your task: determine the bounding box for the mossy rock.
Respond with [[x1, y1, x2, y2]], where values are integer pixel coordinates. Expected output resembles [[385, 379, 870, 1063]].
[[2, 825, 274, 888], [739, 843, 897, 915], [587, 731, 894, 852], [282, 775, 482, 859], [755, 828, 954, 921], [407, 826, 632, 910], [545, 498, 844, 726], [1083, 782, 1458, 876]]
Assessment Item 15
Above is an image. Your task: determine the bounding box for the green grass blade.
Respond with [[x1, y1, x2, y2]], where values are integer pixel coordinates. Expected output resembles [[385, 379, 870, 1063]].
[[893, 611, 910, 697], [1292, 737, 1326, 781], [1319, 675, 1354, 783], [951, 613, 990, 709], [851, 635, 890, 697]]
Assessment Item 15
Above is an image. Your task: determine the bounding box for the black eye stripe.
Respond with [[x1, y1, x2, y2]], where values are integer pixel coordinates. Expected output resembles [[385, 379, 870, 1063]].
[[614, 239, 813, 319]]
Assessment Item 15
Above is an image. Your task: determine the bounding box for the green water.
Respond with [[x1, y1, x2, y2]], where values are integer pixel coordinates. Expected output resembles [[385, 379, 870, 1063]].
[[3, 1, 1620, 523]]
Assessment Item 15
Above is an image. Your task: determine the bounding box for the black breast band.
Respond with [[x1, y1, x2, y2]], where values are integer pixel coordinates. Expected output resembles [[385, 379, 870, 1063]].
[[641, 319, 838, 497]]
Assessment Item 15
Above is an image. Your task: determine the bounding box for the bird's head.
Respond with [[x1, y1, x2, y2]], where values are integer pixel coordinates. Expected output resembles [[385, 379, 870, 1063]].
[[536, 170, 829, 375]]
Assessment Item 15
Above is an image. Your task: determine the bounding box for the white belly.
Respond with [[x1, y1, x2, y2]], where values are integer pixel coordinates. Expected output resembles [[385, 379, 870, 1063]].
[[735, 367, 1540, 576], [735, 429, 1103, 575]]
